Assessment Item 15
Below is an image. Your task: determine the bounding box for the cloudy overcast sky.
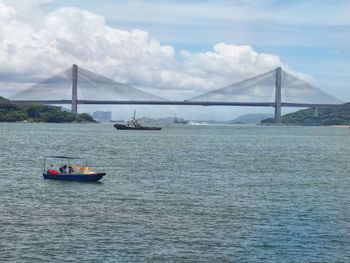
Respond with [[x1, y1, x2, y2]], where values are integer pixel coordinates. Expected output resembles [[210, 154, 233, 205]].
[[0, 0, 349, 120]]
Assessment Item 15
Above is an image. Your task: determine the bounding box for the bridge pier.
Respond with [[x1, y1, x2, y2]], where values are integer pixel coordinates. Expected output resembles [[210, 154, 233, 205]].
[[274, 67, 282, 124], [313, 106, 319, 117], [72, 64, 78, 115]]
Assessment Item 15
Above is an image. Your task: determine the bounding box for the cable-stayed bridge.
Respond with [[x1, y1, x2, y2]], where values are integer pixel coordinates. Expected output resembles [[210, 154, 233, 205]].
[[7, 64, 343, 123]]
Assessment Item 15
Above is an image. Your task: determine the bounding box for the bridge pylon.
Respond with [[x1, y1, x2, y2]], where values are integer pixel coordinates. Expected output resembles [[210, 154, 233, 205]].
[[274, 67, 282, 123], [72, 64, 78, 115]]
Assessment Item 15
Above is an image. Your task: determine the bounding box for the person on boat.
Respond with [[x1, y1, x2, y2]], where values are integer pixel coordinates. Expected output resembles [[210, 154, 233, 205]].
[[59, 165, 67, 174], [68, 165, 75, 174]]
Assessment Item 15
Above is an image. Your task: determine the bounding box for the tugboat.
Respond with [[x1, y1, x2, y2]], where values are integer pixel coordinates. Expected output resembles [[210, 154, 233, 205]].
[[43, 156, 106, 182], [174, 114, 188, 124], [114, 111, 162, 130]]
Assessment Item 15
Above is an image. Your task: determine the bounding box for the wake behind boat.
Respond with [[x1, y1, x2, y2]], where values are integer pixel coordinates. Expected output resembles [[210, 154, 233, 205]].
[[114, 111, 161, 131], [42, 156, 106, 182]]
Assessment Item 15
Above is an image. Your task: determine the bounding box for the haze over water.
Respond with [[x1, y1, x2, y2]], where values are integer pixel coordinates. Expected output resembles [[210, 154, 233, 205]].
[[1, 123, 350, 262]]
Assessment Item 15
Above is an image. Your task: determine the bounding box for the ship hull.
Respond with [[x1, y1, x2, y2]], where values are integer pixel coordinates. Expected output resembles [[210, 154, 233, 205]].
[[43, 173, 106, 181], [114, 124, 161, 130]]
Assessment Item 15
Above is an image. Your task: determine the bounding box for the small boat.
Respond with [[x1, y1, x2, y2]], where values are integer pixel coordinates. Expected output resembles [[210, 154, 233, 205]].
[[174, 114, 188, 124], [42, 156, 106, 182], [114, 111, 161, 130]]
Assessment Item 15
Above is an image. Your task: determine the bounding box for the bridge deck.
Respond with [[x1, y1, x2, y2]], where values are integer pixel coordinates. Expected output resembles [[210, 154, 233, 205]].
[[9, 100, 344, 108]]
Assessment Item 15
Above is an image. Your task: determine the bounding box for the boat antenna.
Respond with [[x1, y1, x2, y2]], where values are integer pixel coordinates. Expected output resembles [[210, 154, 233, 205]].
[[133, 110, 136, 120]]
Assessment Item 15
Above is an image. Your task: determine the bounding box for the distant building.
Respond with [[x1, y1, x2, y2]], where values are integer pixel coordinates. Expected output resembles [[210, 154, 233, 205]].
[[92, 111, 112, 122]]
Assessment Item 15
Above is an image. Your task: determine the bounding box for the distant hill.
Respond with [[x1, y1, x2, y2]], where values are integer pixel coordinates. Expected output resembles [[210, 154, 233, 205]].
[[136, 115, 271, 125], [135, 116, 187, 125], [157, 117, 178, 124], [0, 96, 96, 123], [231, 113, 274, 124], [261, 104, 350, 125]]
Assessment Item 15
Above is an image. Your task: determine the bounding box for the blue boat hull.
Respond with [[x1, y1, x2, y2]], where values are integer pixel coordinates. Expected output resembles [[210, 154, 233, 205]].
[[43, 173, 106, 182]]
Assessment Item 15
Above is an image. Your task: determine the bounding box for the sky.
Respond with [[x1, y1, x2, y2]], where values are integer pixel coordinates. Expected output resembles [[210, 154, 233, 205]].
[[0, 0, 349, 120]]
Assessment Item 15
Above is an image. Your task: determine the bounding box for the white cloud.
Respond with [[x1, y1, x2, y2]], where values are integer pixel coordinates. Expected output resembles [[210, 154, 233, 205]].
[[0, 1, 16, 20], [0, 1, 303, 101], [2, 0, 53, 26]]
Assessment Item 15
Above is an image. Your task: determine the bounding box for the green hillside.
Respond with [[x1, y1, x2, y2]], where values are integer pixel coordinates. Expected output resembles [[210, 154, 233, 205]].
[[0, 97, 95, 123], [261, 105, 350, 125]]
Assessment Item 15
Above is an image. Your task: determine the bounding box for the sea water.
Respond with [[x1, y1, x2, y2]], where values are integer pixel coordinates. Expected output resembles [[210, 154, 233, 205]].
[[0, 123, 349, 262]]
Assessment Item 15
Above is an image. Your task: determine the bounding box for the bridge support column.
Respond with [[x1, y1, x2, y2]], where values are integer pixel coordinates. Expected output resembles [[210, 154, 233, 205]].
[[313, 106, 319, 117], [274, 67, 282, 124], [72, 64, 78, 115]]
